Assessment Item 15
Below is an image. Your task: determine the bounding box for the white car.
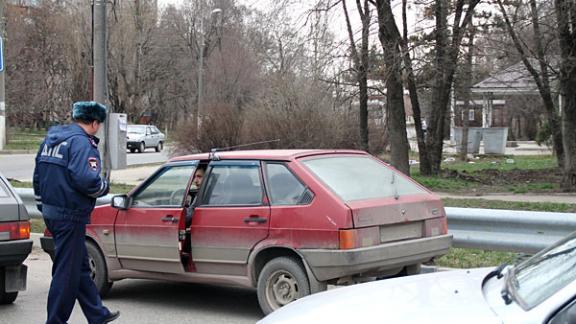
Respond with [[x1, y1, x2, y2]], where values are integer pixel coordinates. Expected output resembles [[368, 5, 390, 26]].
[[126, 124, 165, 153], [259, 231, 576, 324]]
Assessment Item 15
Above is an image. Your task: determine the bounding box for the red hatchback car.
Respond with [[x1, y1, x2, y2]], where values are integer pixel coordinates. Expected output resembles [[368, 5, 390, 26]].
[[41, 149, 452, 314]]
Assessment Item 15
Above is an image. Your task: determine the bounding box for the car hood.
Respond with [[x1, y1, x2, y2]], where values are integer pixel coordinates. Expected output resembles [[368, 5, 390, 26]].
[[259, 268, 500, 324]]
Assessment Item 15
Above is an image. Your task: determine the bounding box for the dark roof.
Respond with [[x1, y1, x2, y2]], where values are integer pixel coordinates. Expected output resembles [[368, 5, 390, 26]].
[[472, 58, 558, 94]]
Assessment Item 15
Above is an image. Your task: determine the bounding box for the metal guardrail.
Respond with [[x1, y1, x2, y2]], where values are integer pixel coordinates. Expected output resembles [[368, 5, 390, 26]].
[[15, 188, 576, 254], [446, 207, 576, 254]]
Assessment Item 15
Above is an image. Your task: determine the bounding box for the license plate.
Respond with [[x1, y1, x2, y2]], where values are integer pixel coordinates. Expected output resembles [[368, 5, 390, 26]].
[[380, 222, 423, 243]]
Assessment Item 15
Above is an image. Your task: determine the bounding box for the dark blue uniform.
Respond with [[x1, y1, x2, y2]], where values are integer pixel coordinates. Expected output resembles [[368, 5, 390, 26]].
[[33, 123, 111, 324]]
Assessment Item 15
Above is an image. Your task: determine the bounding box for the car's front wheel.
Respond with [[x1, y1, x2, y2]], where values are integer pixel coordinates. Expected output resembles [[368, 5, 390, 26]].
[[86, 241, 113, 297], [155, 142, 163, 152], [138, 142, 145, 153], [257, 257, 311, 315], [0, 267, 18, 304]]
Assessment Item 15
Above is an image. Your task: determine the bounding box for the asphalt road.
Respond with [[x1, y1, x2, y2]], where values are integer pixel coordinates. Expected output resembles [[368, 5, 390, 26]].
[[0, 149, 170, 182], [0, 248, 263, 324]]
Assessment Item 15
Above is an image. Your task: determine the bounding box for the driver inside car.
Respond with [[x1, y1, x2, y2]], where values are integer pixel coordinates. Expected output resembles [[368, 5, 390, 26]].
[[185, 167, 205, 227]]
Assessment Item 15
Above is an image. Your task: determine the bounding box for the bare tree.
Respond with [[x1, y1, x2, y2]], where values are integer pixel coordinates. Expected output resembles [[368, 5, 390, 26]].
[[373, 0, 410, 175], [496, 0, 564, 168], [342, 0, 371, 151], [425, 0, 481, 175]]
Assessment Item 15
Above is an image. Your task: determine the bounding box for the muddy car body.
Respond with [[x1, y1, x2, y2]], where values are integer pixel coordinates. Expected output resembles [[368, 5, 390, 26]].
[[42, 149, 452, 314]]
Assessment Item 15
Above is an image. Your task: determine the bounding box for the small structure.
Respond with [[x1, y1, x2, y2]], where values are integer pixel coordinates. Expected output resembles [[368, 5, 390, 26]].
[[453, 59, 558, 154]]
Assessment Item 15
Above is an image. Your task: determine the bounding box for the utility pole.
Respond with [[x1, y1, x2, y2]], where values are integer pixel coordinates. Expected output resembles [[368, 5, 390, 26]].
[[196, 9, 205, 135], [196, 7, 222, 136], [0, 0, 6, 151], [93, 0, 110, 179]]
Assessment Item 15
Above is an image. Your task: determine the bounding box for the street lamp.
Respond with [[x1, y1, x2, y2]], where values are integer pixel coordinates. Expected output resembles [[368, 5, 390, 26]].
[[196, 8, 223, 136]]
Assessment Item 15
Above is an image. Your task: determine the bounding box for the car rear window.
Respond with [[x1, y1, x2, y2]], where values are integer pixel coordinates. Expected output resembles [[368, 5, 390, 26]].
[[128, 125, 146, 134], [301, 155, 427, 202]]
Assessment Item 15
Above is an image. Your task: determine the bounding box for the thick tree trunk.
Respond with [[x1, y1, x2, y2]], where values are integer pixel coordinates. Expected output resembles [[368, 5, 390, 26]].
[[359, 0, 370, 152], [401, 0, 431, 175], [376, 0, 410, 175], [555, 0, 576, 191], [426, 0, 479, 175], [561, 80, 576, 191], [459, 28, 475, 162], [426, 0, 450, 175]]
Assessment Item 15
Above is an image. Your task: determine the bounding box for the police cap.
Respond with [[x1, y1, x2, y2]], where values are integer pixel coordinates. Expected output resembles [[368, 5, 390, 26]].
[[72, 101, 107, 123]]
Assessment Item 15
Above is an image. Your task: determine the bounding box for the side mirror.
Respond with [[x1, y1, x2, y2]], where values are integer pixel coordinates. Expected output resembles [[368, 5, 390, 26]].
[[111, 195, 129, 210]]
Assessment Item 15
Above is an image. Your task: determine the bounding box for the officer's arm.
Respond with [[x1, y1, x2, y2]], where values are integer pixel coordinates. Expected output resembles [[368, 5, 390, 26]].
[[32, 140, 45, 211], [67, 137, 109, 198]]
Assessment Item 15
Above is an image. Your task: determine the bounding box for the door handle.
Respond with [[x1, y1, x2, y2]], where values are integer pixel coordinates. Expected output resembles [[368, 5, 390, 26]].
[[161, 215, 179, 224], [243, 215, 267, 224]]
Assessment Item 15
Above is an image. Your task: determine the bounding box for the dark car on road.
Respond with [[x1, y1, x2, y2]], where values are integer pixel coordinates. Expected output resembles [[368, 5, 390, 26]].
[[42, 149, 452, 314], [0, 172, 32, 304]]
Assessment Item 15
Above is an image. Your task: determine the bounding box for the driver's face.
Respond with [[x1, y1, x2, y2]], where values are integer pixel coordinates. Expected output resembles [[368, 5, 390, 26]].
[[193, 169, 205, 187]]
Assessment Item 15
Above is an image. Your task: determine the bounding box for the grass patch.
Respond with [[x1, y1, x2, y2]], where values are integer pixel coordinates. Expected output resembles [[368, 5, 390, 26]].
[[410, 155, 562, 194], [435, 247, 518, 268], [6, 128, 45, 150], [442, 155, 557, 172], [30, 218, 45, 233], [442, 198, 576, 212], [412, 173, 471, 192]]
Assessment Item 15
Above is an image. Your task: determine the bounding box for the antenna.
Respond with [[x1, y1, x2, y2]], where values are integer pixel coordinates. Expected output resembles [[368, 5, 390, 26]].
[[212, 139, 281, 152]]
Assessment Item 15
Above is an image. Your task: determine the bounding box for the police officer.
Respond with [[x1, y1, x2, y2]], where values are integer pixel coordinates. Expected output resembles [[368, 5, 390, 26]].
[[33, 102, 120, 324]]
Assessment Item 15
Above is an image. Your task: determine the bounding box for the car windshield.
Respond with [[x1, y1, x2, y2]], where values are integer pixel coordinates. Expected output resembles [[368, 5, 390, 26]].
[[301, 155, 427, 202], [128, 125, 146, 134], [508, 231, 576, 310]]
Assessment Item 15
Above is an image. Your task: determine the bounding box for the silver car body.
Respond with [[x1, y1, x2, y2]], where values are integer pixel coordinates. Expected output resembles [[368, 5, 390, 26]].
[[127, 125, 165, 151], [260, 263, 576, 324]]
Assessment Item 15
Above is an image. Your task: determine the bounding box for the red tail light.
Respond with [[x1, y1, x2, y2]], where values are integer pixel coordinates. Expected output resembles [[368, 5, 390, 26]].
[[339, 227, 380, 249], [44, 228, 53, 237], [0, 221, 30, 240]]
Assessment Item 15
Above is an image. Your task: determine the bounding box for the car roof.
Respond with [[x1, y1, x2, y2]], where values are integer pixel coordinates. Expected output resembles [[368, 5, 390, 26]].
[[169, 149, 368, 162]]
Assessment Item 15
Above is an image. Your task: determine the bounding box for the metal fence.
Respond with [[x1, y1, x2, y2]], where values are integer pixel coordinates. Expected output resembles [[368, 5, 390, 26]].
[[16, 188, 576, 254]]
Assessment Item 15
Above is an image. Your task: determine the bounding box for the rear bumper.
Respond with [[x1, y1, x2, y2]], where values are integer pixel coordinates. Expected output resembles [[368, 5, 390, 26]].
[[127, 141, 141, 149], [40, 237, 55, 260], [298, 234, 452, 281], [0, 239, 33, 266]]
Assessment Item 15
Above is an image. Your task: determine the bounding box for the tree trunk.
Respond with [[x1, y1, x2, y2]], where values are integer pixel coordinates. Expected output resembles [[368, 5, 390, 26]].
[[426, 0, 479, 175], [375, 0, 410, 175], [555, 0, 576, 191], [400, 0, 431, 175], [427, 0, 451, 174], [342, 0, 370, 152], [459, 27, 475, 162]]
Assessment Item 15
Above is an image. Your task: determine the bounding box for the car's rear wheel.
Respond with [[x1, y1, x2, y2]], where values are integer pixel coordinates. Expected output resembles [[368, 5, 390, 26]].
[[155, 142, 163, 152], [138, 142, 145, 153], [257, 257, 310, 315], [86, 241, 113, 297], [0, 267, 18, 304]]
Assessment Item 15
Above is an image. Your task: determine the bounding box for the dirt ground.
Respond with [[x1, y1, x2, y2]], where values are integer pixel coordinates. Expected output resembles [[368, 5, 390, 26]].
[[441, 167, 565, 193]]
